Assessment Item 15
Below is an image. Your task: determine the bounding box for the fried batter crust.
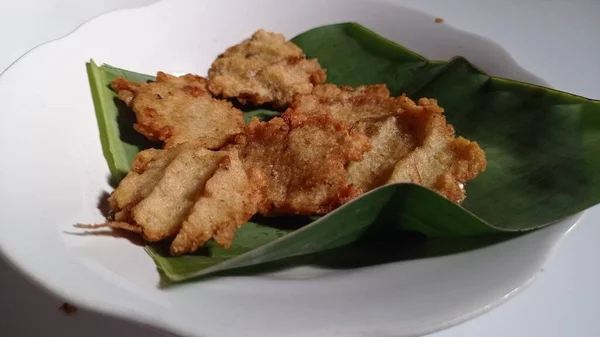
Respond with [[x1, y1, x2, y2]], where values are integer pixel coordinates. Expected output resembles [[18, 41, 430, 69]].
[[81, 143, 260, 254], [170, 151, 261, 255], [109, 144, 226, 241], [284, 84, 486, 202], [241, 115, 371, 215], [208, 30, 326, 108], [80, 115, 369, 254], [111, 72, 244, 149]]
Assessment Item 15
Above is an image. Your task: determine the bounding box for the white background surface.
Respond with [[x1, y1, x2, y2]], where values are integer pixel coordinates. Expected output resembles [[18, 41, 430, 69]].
[[0, 0, 598, 336]]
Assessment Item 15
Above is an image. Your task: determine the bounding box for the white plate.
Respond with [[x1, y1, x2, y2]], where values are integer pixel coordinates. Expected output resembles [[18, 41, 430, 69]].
[[0, 0, 582, 336]]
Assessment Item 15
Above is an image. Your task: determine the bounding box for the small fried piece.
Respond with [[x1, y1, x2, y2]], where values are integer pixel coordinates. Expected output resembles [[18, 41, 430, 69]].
[[108, 146, 183, 216], [284, 84, 486, 202], [59, 303, 78, 315], [170, 150, 261, 255], [241, 115, 371, 215], [130, 146, 225, 241], [81, 143, 226, 242], [79, 143, 260, 253], [111, 72, 244, 149], [208, 29, 326, 108]]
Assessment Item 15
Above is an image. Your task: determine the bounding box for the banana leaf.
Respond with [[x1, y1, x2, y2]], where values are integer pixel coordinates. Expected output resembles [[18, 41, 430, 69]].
[[86, 61, 156, 183], [86, 22, 600, 283]]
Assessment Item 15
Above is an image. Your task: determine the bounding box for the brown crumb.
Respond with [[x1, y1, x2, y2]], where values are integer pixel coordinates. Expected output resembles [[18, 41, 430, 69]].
[[59, 302, 78, 315], [435, 17, 444, 24]]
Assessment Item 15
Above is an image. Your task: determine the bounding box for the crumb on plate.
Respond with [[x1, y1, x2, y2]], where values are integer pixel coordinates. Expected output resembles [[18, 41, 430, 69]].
[[59, 302, 78, 315]]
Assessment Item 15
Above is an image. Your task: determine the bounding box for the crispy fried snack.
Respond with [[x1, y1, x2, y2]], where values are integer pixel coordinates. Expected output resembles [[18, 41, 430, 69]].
[[240, 115, 371, 215], [385, 97, 486, 203], [286, 84, 399, 124], [78, 143, 259, 254], [171, 151, 260, 255], [207, 30, 326, 108], [111, 72, 244, 149], [283, 84, 486, 203]]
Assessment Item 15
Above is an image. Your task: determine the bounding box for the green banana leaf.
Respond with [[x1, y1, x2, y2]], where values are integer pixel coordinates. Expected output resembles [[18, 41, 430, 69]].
[[86, 22, 600, 283], [295, 24, 600, 229], [86, 61, 156, 183]]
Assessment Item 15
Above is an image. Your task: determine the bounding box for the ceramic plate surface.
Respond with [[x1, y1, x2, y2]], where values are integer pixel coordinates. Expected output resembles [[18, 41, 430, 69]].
[[0, 0, 581, 336]]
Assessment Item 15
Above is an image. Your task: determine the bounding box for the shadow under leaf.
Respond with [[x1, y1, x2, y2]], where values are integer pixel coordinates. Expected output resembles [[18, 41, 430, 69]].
[[107, 96, 159, 187], [249, 214, 315, 231], [113, 97, 157, 149], [160, 230, 517, 287]]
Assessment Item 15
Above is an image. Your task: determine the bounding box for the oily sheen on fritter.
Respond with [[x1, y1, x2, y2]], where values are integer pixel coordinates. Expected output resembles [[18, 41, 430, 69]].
[[111, 72, 244, 149], [207, 29, 326, 108], [240, 115, 371, 215], [283, 84, 486, 203]]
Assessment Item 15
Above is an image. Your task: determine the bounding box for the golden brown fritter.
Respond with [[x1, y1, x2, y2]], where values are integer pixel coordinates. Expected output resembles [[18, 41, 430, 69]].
[[346, 115, 419, 191], [240, 115, 371, 215], [78, 143, 259, 253], [207, 29, 326, 108], [111, 72, 244, 149], [78, 116, 368, 253], [385, 96, 486, 203], [78, 111, 370, 254], [283, 84, 486, 203], [286, 84, 398, 124], [170, 150, 261, 255], [107, 143, 226, 241]]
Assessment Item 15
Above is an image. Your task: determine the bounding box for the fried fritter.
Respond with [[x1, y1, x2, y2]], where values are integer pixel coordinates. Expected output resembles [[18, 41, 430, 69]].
[[385, 96, 486, 203], [78, 143, 259, 253], [108, 143, 226, 241], [79, 116, 367, 253], [207, 29, 326, 108], [170, 150, 260, 255], [286, 84, 399, 124], [346, 115, 419, 191], [240, 115, 371, 215], [111, 72, 244, 149], [283, 84, 486, 202]]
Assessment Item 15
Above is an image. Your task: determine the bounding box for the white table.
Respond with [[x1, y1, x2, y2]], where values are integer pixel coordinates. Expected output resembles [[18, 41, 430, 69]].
[[1, 1, 599, 336]]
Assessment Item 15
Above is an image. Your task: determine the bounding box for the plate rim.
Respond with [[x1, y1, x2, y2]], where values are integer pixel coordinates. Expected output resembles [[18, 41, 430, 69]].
[[0, 0, 585, 336]]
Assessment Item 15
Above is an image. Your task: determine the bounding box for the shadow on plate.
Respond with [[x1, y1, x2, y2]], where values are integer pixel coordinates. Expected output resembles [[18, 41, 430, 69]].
[[65, 192, 146, 247], [0, 256, 177, 337]]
